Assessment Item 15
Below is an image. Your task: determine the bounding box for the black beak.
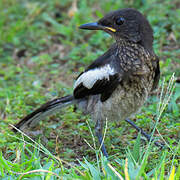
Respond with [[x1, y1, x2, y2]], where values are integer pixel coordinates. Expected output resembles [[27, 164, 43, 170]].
[[79, 22, 116, 32], [79, 22, 105, 30]]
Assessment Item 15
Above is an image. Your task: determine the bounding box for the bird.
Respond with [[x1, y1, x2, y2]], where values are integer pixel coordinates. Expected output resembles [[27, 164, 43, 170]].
[[13, 8, 160, 157]]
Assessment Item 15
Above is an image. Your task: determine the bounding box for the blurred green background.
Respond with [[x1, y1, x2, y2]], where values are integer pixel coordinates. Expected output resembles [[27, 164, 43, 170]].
[[0, 0, 179, 177]]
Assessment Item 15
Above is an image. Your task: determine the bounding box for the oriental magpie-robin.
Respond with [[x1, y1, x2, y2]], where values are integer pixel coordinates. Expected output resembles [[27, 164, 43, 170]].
[[13, 8, 161, 157]]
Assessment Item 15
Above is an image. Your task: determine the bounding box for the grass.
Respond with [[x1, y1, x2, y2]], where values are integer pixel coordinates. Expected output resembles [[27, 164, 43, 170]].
[[0, 0, 180, 179]]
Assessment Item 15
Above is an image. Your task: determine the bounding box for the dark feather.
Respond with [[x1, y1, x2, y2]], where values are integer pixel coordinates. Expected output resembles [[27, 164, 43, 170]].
[[86, 43, 118, 71], [151, 56, 160, 91], [74, 74, 120, 102], [12, 95, 74, 132], [74, 43, 123, 101]]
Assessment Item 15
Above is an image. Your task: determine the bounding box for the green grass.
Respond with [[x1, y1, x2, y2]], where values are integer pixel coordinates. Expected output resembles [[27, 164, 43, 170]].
[[0, 0, 180, 179]]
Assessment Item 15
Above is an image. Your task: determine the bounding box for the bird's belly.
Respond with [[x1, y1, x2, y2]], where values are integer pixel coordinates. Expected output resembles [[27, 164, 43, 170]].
[[100, 82, 150, 121]]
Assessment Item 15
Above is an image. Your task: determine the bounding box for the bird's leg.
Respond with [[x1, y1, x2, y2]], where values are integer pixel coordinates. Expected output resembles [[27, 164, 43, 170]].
[[125, 119, 164, 148], [95, 120, 108, 157], [125, 119, 151, 140]]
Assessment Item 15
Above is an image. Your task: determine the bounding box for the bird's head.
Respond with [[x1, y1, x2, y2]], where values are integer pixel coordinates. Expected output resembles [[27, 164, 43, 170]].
[[79, 8, 153, 50]]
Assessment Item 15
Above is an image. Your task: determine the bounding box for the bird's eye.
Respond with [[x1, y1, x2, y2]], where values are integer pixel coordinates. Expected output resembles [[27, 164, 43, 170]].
[[115, 17, 125, 25]]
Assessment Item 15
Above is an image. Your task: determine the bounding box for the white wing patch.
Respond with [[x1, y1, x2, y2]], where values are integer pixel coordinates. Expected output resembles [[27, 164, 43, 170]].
[[74, 64, 115, 89]]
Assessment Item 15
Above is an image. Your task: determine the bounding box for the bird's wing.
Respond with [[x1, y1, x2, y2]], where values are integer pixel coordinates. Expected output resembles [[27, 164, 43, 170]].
[[73, 44, 121, 102], [151, 56, 160, 91]]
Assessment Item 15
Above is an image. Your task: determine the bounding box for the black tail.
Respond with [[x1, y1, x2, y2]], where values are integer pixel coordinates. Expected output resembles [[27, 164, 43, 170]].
[[13, 95, 75, 132]]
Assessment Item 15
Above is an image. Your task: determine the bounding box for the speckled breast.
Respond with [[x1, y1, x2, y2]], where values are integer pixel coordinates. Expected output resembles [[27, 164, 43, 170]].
[[99, 75, 154, 121]]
